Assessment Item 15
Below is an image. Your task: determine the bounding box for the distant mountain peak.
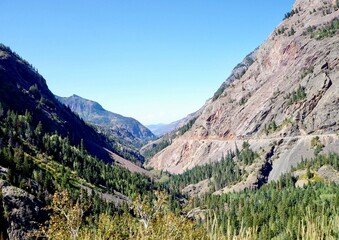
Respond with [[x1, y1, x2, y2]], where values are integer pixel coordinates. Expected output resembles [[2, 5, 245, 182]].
[[57, 95, 156, 149]]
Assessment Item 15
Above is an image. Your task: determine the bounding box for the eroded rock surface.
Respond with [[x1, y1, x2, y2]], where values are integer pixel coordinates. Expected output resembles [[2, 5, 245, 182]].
[[147, 0, 339, 182], [0, 180, 46, 239]]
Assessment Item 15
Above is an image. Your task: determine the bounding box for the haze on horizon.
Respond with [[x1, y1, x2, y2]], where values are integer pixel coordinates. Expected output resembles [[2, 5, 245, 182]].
[[0, 0, 295, 125]]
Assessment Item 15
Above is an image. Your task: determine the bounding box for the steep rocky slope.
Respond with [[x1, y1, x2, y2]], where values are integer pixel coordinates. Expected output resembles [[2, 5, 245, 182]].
[[141, 102, 208, 159], [147, 0, 339, 181], [57, 94, 155, 149]]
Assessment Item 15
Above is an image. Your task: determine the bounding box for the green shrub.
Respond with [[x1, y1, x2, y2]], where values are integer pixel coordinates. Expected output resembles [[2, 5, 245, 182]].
[[311, 19, 339, 40], [286, 85, 306, 105]]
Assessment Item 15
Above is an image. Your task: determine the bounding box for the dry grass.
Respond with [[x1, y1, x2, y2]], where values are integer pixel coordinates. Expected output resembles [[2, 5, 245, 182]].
[[205, 207, 338, 240], [297, 208, 339, 240]]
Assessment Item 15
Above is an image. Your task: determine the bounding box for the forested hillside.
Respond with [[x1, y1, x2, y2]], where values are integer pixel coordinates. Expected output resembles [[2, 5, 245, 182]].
[[0, 105, 156, 238]]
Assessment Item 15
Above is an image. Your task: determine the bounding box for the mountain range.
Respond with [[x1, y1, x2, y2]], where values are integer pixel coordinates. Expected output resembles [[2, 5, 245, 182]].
[[146, 123, 177, 137], [0, 0, 338, 238]]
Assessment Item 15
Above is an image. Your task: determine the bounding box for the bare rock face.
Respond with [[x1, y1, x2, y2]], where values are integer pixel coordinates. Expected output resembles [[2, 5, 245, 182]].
[[182, 179, 212, 198], [213, 173, 258, 195], [147, 0, 339, 180], [317, 165, 339, 183], [0, 180, 46, 240], [295, 179, 309, 188]]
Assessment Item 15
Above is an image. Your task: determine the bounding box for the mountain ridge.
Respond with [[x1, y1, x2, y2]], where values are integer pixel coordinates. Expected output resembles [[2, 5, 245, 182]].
[[56, 94, 156, 150], [0, 43, 149, 166], [0, 44, 113, 162]]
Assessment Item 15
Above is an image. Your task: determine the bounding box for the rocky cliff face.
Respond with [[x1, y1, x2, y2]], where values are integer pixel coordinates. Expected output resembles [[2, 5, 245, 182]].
[[0, 180, 46, 239], [147, 0, 339, 179]]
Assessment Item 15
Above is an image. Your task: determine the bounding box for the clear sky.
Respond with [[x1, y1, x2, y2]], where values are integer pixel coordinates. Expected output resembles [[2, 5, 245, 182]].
[[0, 0, 295, 125]]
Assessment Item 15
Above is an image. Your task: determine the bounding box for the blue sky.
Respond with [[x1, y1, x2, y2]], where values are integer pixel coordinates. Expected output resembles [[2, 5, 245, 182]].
[[0, 0, 295, 125]]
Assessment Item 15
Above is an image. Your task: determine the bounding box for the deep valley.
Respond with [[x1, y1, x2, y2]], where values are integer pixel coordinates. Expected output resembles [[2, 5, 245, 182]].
[[0, 0, 338, 239]]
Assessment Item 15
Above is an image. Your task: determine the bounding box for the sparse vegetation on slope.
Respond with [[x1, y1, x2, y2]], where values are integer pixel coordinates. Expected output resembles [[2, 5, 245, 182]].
[[303, 18, 339, 40], [312, 18, 339, 40], [177, 117, 198, 136], [310, 136, 325, 156], [283, 7, 302, 20], [212, 49, 257, 102], [212, 83, 227, 101], [285, 84, 307, 105]]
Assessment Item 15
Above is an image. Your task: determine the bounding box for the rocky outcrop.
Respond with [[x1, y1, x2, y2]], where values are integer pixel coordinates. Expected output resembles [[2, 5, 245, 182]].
[[295, 179, 309, 188], [79, 183, 131, 207], [212, 48, 258, 101], [213, 173, 257, 195], [214, 146, 274, 195], [0, 180, 46, 239], [317, 165, 339, 183], [269, 134, 339, 181], [294, 165, 339, 187], [147, 0, 339, 180], [182, 179, 211, 198]]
